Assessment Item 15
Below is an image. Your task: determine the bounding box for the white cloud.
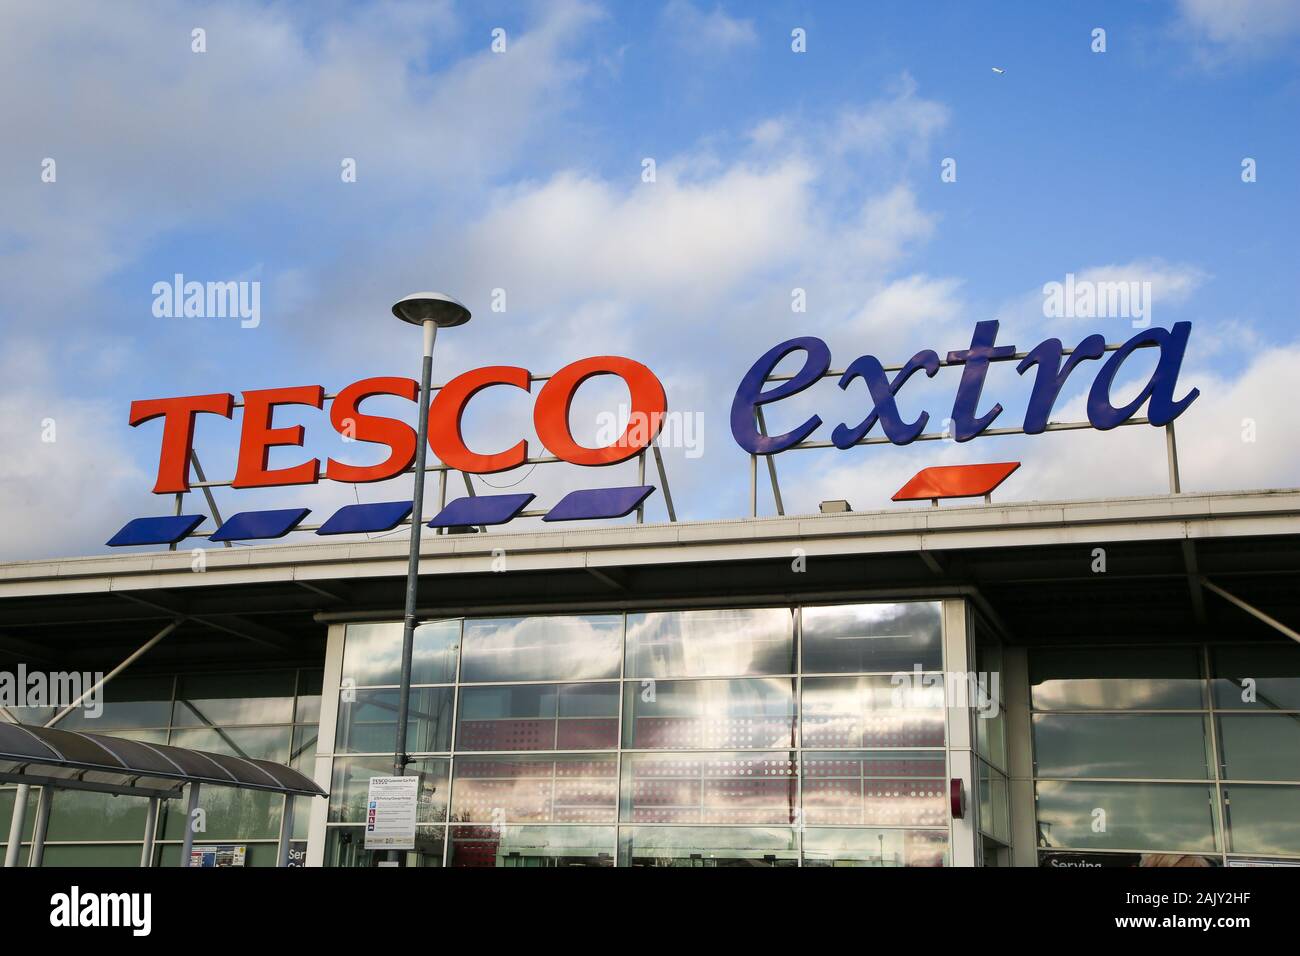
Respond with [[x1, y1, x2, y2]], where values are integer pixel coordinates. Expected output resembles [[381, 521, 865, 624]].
[[662, 1, 757, 53], [1176, 0, 1300, 61]]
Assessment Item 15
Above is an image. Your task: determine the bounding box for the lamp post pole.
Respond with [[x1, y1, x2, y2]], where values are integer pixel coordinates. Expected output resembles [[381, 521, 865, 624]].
[[394, 317, 436, 780], [388, 292, 471, 865]]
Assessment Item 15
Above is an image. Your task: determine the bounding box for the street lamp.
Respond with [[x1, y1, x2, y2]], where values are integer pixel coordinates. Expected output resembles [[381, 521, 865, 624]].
[[389, 293, 471, 856]]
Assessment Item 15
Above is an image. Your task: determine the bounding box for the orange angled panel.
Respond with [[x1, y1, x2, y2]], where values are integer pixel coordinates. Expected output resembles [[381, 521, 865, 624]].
[[892, 461, 1021, 502]]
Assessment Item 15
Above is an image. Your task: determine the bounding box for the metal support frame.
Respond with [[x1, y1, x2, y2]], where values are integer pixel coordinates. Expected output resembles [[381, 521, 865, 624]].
[[3, 784, 28, 867], [636, 451, 646, 524], [189, 450, 231, 547], [755, 407, 784, 516], [651, 443, 677, 522], [140, 797, 160, 867], [276, 793, 295, 867], [179, 781, 202, 867], [1166, 422, 1181, 494], [44, 619, 182, 728], [1200, 577, 1300, 644], [28, 785, 52, 867]]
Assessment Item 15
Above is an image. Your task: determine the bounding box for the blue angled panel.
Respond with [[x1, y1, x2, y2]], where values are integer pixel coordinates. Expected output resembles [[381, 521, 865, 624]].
[[427, 493, 534, 528], [543, 486, 656, 522], [316, 501, 412, 536], [107, 515, 206, 547], [210, 508, 311, 542]]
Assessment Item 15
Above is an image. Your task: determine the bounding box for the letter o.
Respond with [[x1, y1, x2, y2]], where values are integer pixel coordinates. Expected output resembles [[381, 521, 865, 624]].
[[534, 357, 666, 466]]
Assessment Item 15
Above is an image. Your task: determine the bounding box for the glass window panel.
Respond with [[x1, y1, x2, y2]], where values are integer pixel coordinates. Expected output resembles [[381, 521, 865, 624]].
[[801, 602, 942, 674], [622, 677, 796, 750], [324, 825, 445, 867], [621, 751, 797, 824], [42, 790, 152, 842], [160, 788, 282, 841], [290, 725, 317, 842], [1212, 645, 1300, 711], [1218, 714, 1300, 782], [168, 726, 292, 763], [334, 687, 453, 754], [1032, 714, 1211, 779], [329, 756, 449, 823], [801, 751, 946, 827], [1223, 785, 1300, 856], [618, 826, 798, 867], [461, 615, 621, 682], [801, 675, 944, 749], [802, 827, 948, 867], [625, 608, 794, 678], [172, 671, 296, 727], [38, 844, 148, 867], [456, 682, 618, 751], [47, 674, 175, 731], [1029, 646, 1204, 710], [977, 761, 1010, 843], [977, 706, 1007, 769], [1034, 781, 1219, 853], [450, 754, 618, 823], [294, 669, 323, 724], [449, 825, 614, 867], [341, 620, 460, 687]]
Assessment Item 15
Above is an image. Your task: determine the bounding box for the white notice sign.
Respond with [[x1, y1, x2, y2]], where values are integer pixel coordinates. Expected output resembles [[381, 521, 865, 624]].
[[364, 775, 420, 851]]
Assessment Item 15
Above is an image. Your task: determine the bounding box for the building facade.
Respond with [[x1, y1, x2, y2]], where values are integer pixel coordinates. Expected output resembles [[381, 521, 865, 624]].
[[2, 488, 1298, 866]]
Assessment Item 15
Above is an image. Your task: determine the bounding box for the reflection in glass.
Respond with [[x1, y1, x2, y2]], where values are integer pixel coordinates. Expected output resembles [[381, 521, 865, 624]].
[[329, 756, 449, 823], [341, 620, 460, 687], [622, 678, 796, 750], [1212, 645, 1300, 711], [168, 726, 292, 763], [801, 602, 942, 673], [625, 608, 794, 678], [1223, 785, 1300, 856], [1217, 714, 1300, 782], [450, 754, 618, 823], [801, 827, 948, 867], [620, 751, 797, 824], [1035, 781, 1219, 852], [461, 615, 622, 682], [978, 760, 1010, 843], [172, 671, 297, 727], [324, 826, 444, 867], [801, 676, 944, 748], [294, 670, 324, 724], [1030, 647, 1203, 710], [449, 825, 615, 867], [801, 751, 946, 826], [334, 687, 453, 754], [1032, 714, 1211, 779], [50, 675, 174, 731], [618, 826, 798, 866], [457, 682, 618, 751]]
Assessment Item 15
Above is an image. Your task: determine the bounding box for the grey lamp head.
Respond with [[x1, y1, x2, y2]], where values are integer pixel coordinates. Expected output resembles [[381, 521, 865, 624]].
[[391, 291, 472, 328]]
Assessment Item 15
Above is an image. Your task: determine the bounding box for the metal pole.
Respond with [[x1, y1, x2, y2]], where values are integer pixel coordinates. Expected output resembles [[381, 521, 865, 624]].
[[395, 320, 438, 773], [651, 444, 677, 522], [1165, 422, 1181, 494], [756, 408, 785, 516], [636, 451, 646, 524], [179, 781, 202, 867], [436, 468, 447, 535], [169, 491, 184, 552], [4, 784, 29, 867], [749, 454, 757, 517], [29, 786, 51, 867], [276, 793, 295, 867], [190, 451, 231, 548], [1200, 577, 1300, 645], [140, 797, 159, 867], [45, 620, 182, 728], [392, 320, 437, 858]]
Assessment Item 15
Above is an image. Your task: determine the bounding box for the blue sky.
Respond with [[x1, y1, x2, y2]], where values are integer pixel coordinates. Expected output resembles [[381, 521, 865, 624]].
[[2, 0, 1298, 558]]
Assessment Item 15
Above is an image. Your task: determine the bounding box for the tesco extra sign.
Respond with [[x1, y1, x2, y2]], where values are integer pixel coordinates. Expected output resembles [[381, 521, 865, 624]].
[[129, 320, 1198, 495], [131, 356, 666, 494]]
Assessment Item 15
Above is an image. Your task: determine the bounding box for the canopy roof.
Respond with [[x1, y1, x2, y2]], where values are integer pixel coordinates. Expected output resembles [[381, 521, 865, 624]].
[[0, 722, 325, 800]]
